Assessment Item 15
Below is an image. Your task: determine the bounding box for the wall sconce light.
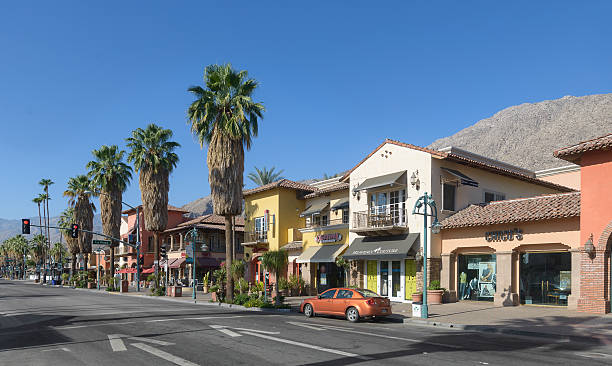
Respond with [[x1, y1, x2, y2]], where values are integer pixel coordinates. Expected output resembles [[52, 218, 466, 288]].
[[410, 171, 420, 190], [415, 251, 423, 263], [584, 233, 595, 257], [352, 185, 360, 200]]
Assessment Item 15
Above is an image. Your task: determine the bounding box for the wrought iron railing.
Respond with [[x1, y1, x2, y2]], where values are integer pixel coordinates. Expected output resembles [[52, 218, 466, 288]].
[[353, 204, 407, 229], [304, 218, 348, 229], [244, 230, 268, 243]]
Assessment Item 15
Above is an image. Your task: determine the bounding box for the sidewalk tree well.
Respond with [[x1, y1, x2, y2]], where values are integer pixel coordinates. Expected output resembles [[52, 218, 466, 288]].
[[87, 145, 133, 279], [187, 63, 265, 302], [127, 124, 180, 280], [260, 250, 288, 306]]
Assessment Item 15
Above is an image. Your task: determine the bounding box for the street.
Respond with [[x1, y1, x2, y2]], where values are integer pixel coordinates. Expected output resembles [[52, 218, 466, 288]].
[[1, 279, 611, 366]]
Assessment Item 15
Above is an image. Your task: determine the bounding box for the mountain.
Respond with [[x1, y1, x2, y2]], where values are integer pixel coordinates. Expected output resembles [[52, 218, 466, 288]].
[[0, 215, 102, 244], [181, 196, 214, 217], [428, 94, 612, 172]]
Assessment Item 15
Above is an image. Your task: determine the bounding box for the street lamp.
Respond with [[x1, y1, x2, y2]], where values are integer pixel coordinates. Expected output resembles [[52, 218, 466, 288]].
[[412, 192, 441, 319], [86, 190, 141, 292], [93, 248, 105, 290], [187, 226, 208, 300]]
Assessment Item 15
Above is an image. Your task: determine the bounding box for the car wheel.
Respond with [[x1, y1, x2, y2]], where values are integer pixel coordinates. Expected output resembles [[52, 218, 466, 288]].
[[346, 307, 359, 323], [303, 303, 314, 318]]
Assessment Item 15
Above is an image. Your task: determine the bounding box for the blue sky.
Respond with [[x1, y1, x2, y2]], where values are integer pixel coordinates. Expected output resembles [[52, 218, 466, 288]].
[[1, 1, 610, 219]]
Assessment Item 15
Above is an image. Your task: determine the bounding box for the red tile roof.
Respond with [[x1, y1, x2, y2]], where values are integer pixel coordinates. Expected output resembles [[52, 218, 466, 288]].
[[177, 214, 244, 227], [554, 133, 612, 163], [243, 179, 316, 197], [122, 204, 189, 215], [340, 138, 573, 192], [441, 192, 580, 229], [304, 182, 349, 199]]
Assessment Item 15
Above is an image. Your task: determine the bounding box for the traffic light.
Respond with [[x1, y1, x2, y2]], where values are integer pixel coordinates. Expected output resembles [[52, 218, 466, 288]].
[[21, 219, 30, 234], [160, 246, 167, 258], [71, 224, 79, 238], [139, 255, 144, 266]]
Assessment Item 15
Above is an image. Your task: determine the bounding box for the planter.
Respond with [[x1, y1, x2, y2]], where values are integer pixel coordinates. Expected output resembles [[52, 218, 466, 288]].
[[427, 290, 444, 304], [120, 280, 129, 293], [167, 286, 182, 297], [412, 292, 423, 303], [203, 286, 209, 294], [211, 292, 219, 302]]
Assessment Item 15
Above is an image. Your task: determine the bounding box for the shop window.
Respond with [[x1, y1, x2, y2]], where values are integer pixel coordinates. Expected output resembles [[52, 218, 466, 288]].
[[442, 183, 456, 211], [321, 215, 329, 226], [342, 208, 349, 224], [520, 252, 571, 306], [457, 254, 496, 301], [484, 191, 506, 203], [313, 215, 321, 226]]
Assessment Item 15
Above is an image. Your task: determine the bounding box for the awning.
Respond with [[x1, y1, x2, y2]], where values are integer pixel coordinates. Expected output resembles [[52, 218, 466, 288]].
[[197, 257, 220, 267], [117, 268, 137, 274], [343, 233, 420, 260], [331, 197, 349, 210], [169, 258, 185, 268], [296, 244, 347, 263], [300, 201, 330, 217], [141, 267, 155, 274], [441, 167, 479, 187], [354, 171, 405, 192]]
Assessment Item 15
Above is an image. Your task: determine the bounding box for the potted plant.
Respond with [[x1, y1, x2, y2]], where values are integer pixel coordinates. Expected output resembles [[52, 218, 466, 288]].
[[61, 273, 70, 287], [412, 292, 423, 303], [277, 277, 289, 296], [210, 285, 220, 302], [427, 280, 444, 304], [202, 272, 210, 293]]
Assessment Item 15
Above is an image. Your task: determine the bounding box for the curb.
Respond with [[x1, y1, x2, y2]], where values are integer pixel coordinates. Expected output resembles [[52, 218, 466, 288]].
[[404, 318, 610, 345]]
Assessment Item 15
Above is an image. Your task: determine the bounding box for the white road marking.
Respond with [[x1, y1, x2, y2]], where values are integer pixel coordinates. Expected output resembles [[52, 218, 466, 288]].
[[210, 325, 242, 337], [54, 315, 255, 330], [240, 331, 367, 359], [297, 322, 462, 350], [286, 321, 324, 330], [129, 336, 174, 346], [107, 334, 127, 352], [148, 315, 249, 323], [131, 343, 199, 366], [41, 347, 71, 352], [575, 352, 612, 359]]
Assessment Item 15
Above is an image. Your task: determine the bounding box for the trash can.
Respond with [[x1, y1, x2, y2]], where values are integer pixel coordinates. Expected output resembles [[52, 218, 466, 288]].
[[167, 286, 182, 297], [412, 302, 422, 318], [120, 280, 129, 293]]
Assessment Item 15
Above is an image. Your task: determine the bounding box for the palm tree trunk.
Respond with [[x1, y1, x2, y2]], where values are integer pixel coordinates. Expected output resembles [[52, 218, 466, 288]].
[[110, 247, 115, 278], [42, 202, 47, 284], [274, 271, 280, 306], [153, 232, 159, 284], [45, 191, 51, 281], [37, 204, 42, 235], [225, 216, 234, 302], [71, 254, 76, 277]]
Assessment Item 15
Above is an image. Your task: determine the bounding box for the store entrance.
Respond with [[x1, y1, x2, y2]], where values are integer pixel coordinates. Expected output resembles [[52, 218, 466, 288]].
[[380, 261, 403, 301], [520, 252, 571, 306]]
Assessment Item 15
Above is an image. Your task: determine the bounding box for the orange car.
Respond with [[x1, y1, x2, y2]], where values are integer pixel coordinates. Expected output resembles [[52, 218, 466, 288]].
[[300, 288, 392, 322]]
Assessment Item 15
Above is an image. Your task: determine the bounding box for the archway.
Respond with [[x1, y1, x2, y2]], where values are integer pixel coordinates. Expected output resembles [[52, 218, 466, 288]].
[[597, 220, 612, 313]]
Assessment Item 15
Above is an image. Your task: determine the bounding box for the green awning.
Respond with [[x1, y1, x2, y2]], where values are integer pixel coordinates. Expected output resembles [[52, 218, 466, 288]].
[[299, 201, 330, 217], [342, 233, 420, 260], [331, 197, 349, 210], [353, 171, 406, 192]]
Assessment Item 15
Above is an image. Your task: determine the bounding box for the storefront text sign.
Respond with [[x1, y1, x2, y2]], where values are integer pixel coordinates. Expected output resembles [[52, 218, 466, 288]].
[[351, 247, 400, 255], [485, 228, 523, 242], [315, 233, 342, 243]]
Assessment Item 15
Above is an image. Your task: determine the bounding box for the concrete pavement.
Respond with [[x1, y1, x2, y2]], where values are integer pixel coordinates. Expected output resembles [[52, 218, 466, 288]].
[[2, 279, 612, 365]]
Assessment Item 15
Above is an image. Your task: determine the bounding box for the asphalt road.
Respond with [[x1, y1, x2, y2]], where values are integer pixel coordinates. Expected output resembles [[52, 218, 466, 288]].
[[1, 279, 611, 366]]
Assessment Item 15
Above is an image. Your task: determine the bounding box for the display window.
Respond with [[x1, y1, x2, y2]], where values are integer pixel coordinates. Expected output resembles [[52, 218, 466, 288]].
[[457, 254, 496, 301], [519, 252, 571, 306]]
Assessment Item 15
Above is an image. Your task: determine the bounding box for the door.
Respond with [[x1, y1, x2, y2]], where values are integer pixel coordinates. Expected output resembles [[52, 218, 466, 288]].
[[405, 259, 417, 300], [366, 261, 378, 292], [380, 261, 389, 296], [316, 289, 337, 313], [389, 260, 403, 302]]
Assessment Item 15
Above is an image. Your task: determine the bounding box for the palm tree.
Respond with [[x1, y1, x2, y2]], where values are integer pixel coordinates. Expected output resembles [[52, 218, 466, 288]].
[[87, 145, 133, 279], [126, 124, 179, 276], [59, 207, 79, 275], [247, 166, 284, 186], [32, 196, 44, 235], [30, 234, 46, 281], [64, 176, 96, 271], [10, 235, 30, 279], [260, 250, 288, 306], [187, 63, 265, 301], [39, 179, 54, 279]]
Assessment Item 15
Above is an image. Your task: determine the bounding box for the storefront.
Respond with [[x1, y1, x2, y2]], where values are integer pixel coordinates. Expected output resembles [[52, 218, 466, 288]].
[[296, 243, 347, 292], [440, 192, 581, 308], [344, 233, 419, 302]]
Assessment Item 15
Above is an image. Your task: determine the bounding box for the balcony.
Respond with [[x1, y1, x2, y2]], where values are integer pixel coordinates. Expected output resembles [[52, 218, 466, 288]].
[[241, 230, 269, 251], [351, 204, 408, 236], [301, 218, 348, 232]]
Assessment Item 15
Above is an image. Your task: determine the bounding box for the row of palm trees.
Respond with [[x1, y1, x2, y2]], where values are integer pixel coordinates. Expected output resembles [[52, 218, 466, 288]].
[[0, 234, 66, 280]]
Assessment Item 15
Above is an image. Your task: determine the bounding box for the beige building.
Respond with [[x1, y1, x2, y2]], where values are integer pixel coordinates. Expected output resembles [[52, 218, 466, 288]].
[[341, 139, 572, 303]]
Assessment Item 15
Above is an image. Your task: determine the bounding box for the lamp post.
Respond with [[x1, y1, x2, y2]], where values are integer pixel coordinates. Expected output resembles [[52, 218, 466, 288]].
[[412, 192, 442, 319], [187, 226, 208, 300], [86, 191, 141, 292]]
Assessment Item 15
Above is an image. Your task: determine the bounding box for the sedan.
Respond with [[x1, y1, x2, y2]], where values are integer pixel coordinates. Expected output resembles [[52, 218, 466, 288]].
[[300, 288, 392, 322]]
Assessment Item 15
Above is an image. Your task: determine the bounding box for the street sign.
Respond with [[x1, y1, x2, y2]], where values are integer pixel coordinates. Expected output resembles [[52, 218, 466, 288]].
[[93, 240, 111, 245]]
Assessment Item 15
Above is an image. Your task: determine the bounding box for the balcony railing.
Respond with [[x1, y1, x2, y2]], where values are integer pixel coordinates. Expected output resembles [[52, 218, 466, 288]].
[[244, 230, 268, 243], [304, 218, 348, 229], [352, 204, 408, 236]]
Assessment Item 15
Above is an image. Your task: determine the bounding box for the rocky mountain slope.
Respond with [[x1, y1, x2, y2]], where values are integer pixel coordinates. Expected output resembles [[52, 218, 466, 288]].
[[428, 94, 612, 171]]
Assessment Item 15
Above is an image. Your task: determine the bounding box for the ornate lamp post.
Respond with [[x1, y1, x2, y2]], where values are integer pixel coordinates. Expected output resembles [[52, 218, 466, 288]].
[[187, 226, 209, 300], [412, 192, 442, 319]]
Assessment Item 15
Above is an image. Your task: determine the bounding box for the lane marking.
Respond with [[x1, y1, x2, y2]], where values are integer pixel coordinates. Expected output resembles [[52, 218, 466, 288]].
[[107, 334, 127, 352], [291, 322, 461, 350], [286, 321, 325, 331], [53, 315, 256, 330], [131, 343, 199, 366], [129, 336, 173, 346], [210, 325, 242, 337], [147, 315, 249, 323], [240, 331, 368, 360], [41, 347, 71, 352]]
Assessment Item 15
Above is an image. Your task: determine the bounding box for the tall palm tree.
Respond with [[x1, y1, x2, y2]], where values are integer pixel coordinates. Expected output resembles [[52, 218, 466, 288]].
[[59, 207, 79, 275], [87, 145, 133, 279], [30, 234, 46, 281], [187, 63, 265, 301], [260, 250, 288, 306], [39, 179, 54, 278], [64, 176, 96, 271], [32, 196, 44, 235], [247, 166, 284, 186], [10, 235, 30, 279], [127, 124, 179, 276]]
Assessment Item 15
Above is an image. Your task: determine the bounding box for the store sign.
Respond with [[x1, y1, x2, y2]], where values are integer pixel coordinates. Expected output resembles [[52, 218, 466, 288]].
[[485, 228, 523, 242], [315, 233, 342, 243], [351, 247, 400, 256]]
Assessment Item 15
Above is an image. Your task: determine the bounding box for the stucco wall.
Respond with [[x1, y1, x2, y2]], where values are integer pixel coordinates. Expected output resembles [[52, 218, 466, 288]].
[[580, 149, 612, 246], [538, 169, 581, 191]]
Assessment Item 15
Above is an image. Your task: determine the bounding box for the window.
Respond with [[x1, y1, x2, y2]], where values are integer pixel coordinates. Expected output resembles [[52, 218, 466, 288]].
[[356, 289, 380, 298], [254, 217, 266, 233], [484, 191, 506, 203], [313, 215, 321, 226], [305, 216, 311, 227], [319, 289, 336, 299], [442, 183, 456, 211], [342, 208, 349, 224], [321, 215, 329, 226], [336, 289, 354, 299]]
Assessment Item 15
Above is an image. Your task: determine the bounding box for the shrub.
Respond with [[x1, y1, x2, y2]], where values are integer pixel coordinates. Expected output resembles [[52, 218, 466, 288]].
[[61, 273, 70, 283], [253, 281, 265, 292], [428, 280, 441, 290], [288, 275, 305, 293], [210, 285, 219, 294], [237, 278, 249, 294], [151, 286, 166, 296], [277, 277, 289, 291], [146, 274, 156, 283], [233, 293, 250, 306]]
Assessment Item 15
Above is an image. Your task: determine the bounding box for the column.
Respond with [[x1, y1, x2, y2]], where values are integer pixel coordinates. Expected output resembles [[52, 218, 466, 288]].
[[440, 253, 457, 302], [577, 247, 610, 314], [180, 233, 185, 250], [494, 251, 518, 306], [567, 248, 582, 310]]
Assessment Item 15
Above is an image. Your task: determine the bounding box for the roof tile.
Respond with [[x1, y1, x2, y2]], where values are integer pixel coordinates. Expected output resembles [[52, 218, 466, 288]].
[[554, 133, 612, 162]]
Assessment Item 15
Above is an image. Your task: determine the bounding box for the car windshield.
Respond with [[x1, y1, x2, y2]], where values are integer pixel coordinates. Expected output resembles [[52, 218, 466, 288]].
[[356, 289, 380, 298]]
